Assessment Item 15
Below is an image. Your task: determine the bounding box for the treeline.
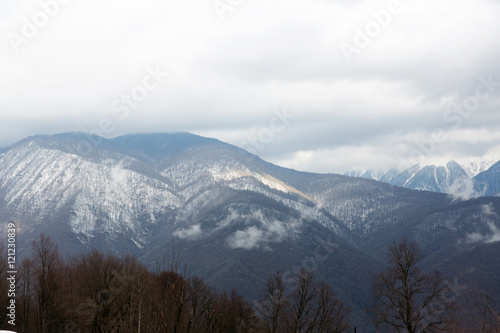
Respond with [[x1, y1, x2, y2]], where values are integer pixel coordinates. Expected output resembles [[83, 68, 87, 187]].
[[0, 234, 351, 333], [2, 234, 497, 332]]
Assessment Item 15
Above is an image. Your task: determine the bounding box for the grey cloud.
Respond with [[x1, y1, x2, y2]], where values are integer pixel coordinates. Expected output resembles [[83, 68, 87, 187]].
[[1, 0, 500, 174]]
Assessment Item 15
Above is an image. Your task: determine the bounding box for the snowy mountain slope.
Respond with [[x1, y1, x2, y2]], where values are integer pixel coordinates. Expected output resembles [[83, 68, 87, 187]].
[[459, 156, 499, 178], [2, 132, 498, 248], [344, 169, 387, 181], [387, 164, 423, 187], [379, 169, 399, 183], [347, 159, 500, 197], [474, 161, 500, 197], [0, 138, 181, 249], [401, 161, 469, 193], [0, 133, 354, 251]]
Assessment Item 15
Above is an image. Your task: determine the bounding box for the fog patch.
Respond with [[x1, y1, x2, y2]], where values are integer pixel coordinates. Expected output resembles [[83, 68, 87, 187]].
[[482, 203, 497, 217], [226, 210, 291, 250], [447, 177, 481, 202], [173, 224, 203, 241], [104, 159, 132, 194], [465, 204, 500, 243], [227, 226, 264, 250]]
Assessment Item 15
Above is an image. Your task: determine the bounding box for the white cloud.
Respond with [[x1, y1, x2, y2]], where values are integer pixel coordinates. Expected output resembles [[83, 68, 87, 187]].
[[225, 209, 290, 250], [447, 177, 481, 202], [226, 220, 288, 250], [466, 221, 500, 244], [107, 160, 130, 193], [465, 204, 500, 244], [485, 222, 500, 243], [227, 226, 264, 250], [217, 208, 241, 229], [173, 224, 203, 241], [482, 203, 498, 217]]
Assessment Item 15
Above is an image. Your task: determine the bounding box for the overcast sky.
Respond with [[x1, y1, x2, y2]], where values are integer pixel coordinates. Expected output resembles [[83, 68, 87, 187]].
[[1, 0, 500, 173]]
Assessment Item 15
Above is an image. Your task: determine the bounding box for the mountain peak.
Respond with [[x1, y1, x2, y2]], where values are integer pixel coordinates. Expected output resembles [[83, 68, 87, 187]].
[[109, 132, 227, 162]]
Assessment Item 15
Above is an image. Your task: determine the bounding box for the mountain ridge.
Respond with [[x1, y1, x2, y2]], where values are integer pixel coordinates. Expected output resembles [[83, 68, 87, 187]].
[[347, 158, 500, 198]]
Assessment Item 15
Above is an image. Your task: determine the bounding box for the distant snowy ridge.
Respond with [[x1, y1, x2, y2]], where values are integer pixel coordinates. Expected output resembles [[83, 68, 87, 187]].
[[345, 158, 500, 198]]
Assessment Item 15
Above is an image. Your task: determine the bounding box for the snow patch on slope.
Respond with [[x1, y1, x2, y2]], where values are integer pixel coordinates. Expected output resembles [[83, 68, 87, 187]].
[[211, 169, 315, 202], [0, 142, 181, 247]]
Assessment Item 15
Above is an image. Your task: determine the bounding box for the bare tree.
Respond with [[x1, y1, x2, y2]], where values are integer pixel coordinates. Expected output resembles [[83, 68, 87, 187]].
[[259, 270, 350, 333], [31, 234, 64, 333], [259, 272, 288, 333], [287, 270, 317, 333], [185, 276, 211, 333], [313, 282, 351, 333], [201, 288, 222, 332], [109, 254, 151, 333], [73, 249, 128, 332], [18, 258, 34, 333], [371, 238, 452, 332], [0, 245, 11, 329], [223, 290, 261, 332], [152, 270, 188, 332], [454, 286, 500, 332]]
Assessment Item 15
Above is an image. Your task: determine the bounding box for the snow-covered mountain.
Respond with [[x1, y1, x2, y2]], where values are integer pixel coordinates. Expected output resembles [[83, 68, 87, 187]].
[[391, 161, 470, 192], [348, 159, 500, 198], [474, 160, 500, 197], [460, 156, 499, 178], [1, 132, 499, 330]]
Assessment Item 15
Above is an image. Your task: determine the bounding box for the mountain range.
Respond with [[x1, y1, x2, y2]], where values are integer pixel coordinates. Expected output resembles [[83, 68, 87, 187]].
[[346, 158, 500, 199], [1, 132, 499, 331]]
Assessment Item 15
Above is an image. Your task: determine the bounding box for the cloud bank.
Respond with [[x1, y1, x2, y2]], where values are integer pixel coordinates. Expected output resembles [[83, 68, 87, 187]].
[[1, 0, 500, 173]]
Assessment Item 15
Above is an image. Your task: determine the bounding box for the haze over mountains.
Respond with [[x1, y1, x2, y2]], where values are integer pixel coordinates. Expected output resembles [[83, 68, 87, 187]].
[[1, 132, 499, 330]]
